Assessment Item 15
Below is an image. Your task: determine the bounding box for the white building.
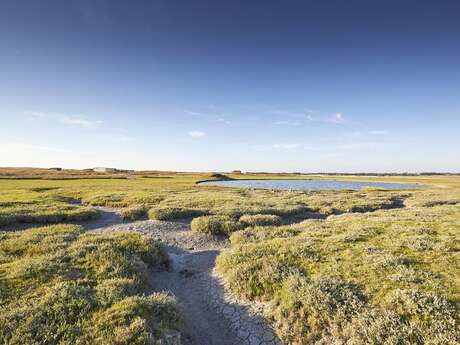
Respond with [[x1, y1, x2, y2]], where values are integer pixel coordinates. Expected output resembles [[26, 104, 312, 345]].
[[93, 167, 117, 173]]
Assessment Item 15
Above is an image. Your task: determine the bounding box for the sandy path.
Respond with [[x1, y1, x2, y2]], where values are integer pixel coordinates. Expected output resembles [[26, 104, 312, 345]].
[[88, 217, 237, 344]]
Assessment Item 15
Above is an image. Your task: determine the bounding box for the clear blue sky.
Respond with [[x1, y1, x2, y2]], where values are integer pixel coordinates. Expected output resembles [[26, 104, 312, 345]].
[[1, 0, 459, 172]]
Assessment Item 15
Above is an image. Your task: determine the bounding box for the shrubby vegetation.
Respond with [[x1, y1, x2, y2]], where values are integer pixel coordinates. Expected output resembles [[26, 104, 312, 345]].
[[1, 170, 459, 344], [191, 215, 242, 235], [0, 190, 98, 226], [217, 187, 460, 344], [148, 207, 206, 221], [0, 172, 416, 227], [239, 214, 282, 226], [120, 204, 148, 221], [0, 225, 181, 344]]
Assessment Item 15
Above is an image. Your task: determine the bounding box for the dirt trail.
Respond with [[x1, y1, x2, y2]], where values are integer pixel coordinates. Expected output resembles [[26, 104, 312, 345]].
[[86, 209, 281, 345]]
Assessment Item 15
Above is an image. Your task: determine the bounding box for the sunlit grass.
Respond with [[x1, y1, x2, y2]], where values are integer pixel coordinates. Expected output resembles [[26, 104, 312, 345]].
[[0, 224, 180, 344], [216, 187, 460, 344], [1, 171, 459, 344]]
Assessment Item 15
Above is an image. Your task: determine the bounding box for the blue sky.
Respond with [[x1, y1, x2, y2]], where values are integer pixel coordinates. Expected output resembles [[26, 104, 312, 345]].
[[1, 0, 459, 172]]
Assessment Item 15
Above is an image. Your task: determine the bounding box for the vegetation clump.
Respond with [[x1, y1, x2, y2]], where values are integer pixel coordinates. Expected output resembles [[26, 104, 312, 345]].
[[191, 215, 242, 235], [216, 183, 460, 344], [148, 207, 206, 221], [120, 204, 148, 221], [0, 224, 180, 344], [239, 214, 282, 227], [1, 171, 459, 344], [0, 193, 98, 226]]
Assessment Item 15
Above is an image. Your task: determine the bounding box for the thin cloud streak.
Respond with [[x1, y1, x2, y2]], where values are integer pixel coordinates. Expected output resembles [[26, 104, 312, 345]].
[[268, 107, 347, 125], [272, 120, 301, 126], [24, 111, 103, 129], [184, 110, 231, 125], [188, 131, 206, 138]]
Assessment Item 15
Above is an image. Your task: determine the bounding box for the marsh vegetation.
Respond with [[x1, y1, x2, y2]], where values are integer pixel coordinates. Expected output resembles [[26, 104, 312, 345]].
[[0, 169, 458, 344]]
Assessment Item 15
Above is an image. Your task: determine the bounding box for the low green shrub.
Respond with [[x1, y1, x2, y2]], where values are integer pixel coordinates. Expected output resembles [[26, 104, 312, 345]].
[[89, 294, 181, 345], [148, 207, 205, 221], [191, 215, 242, 235], [230, 225, 301, 245], [120, 205, 148, 221], [0, 204, 98, 226], [270, 275, 367, 343], [385, 289, 459, 342], [0, 225, 179, 344], [239, 214, 282, 227]]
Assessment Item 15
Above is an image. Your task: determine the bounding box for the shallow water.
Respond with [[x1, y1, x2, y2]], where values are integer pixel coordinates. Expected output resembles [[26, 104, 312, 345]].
[[199, 179, 426, 191]]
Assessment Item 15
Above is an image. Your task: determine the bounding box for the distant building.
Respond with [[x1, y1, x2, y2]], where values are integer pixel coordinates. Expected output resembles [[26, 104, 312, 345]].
[[232, 170, 243, 174], [93, 167, 117, 173]]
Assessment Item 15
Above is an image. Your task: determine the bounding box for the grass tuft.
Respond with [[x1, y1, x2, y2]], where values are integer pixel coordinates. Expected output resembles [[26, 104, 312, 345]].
[[239, 214, 282, 227], [120, 205, 148, 221], [191, 215, 242, 235], [148, 207, 206, 221]]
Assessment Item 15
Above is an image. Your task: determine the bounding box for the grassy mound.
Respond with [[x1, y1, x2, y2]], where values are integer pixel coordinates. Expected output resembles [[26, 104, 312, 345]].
[[191, 215, 242, 235], [239, 214, 281, 227], [0, 194, 98, 226], [148, 207, 206, 221], [0, 225, 181, 344], [120, 204, 148, 221]]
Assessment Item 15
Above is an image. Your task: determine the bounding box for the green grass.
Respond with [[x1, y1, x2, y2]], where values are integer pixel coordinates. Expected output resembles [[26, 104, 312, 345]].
[[0, 189, 98, 226], [0, 224, 181, 344], [0, 172, 413, 227], [0, 170, 459, 344], [239, 214, 282, 227], [216, 187, 460, 344], [191, 215, 243, 235], [148, 207, 207, 221], [120, 204, 148, 221]]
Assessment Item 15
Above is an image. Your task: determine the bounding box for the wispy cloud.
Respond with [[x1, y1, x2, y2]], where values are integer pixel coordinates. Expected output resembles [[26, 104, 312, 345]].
[[185, 110, 231, 125], [267, 107, 347, 125], [346, 130, 389, 138], [307, 112, 346, 124], [188, 131, 206, 138], [328, 112, 345, 123], [24, 111, 103, 129], [272, 120, 301, 126]]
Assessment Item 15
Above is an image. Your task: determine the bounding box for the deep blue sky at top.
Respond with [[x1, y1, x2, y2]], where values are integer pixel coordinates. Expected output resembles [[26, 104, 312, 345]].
[[0, 0, 459, 172]]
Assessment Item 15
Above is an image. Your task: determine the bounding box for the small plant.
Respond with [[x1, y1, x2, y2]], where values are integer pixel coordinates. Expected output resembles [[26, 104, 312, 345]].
[[120, 205, 148, 221], [191, 215, 242, 235], [148, 207, 205, 221], [239, 214, 282, 227]]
